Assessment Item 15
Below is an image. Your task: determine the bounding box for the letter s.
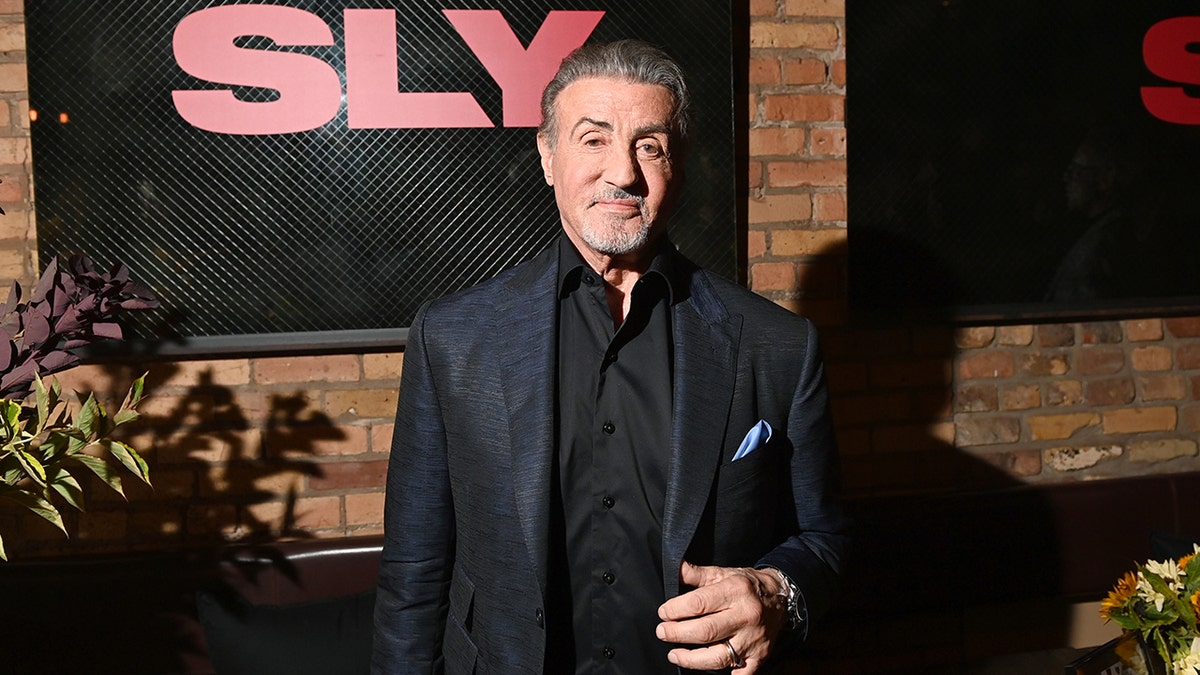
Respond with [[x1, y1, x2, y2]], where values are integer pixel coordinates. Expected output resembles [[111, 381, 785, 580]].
[[1141, 17, 1200, 125], [172, 5, 341, 135]]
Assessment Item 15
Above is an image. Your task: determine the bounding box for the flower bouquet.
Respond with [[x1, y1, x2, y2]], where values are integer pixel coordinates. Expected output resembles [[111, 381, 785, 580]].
[[1101, 546, 1200, 674]]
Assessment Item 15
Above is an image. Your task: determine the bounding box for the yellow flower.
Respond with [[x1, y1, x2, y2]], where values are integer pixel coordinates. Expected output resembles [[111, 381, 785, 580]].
[[1101, 571, 1140, 620], [1192, 590, 1200, 618]]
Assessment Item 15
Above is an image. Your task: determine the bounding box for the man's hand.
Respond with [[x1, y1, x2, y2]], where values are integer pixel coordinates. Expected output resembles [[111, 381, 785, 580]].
[[655, 561, 787, 672]]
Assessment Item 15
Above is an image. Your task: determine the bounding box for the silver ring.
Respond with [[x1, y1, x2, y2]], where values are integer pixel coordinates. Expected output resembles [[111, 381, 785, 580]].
[[724, 639, 746, 669]]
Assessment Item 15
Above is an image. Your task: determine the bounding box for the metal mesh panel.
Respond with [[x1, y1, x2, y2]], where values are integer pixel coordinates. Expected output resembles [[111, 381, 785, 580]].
[[26, 1, 736, 343], [847, 0, 1200, 321]]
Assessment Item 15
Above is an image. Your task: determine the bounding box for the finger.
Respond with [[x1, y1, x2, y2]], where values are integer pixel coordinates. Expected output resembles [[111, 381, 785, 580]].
[[658, 582, 734, 621], [679, 560, 729, 588], [667, 642, 742, 671], [657, 606, 734, 644]]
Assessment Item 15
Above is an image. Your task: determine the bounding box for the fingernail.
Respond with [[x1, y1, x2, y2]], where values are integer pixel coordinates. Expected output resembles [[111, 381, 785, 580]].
[[655, 624, 665, 639], [667, 651, 679, 665]]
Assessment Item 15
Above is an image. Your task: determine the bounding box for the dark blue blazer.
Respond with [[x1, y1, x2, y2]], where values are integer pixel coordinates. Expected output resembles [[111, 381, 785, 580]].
[[372, 242, 848, 674]]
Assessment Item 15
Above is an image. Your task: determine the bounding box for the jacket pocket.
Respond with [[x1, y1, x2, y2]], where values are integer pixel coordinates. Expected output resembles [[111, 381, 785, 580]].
[[445, 563, 478, 674]]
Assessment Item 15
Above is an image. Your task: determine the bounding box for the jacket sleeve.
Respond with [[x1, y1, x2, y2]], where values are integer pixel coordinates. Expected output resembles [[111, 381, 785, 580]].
[[372, 303, 455, 674], [755, 323, 850, 643]]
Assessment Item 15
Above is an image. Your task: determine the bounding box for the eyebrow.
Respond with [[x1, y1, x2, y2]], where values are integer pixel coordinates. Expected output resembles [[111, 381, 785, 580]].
[[571, 117, 672, 139]]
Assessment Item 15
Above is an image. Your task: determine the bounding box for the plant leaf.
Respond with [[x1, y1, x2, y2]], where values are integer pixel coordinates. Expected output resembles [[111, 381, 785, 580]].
[[13, 450, 47, 486], [47, 466, 85, 511], [65, 454, 125, 498], [0, 531, 6, 561], [0, 487, 66, 534], [106, 440, 150, 484], [76, 394, 99, 439]]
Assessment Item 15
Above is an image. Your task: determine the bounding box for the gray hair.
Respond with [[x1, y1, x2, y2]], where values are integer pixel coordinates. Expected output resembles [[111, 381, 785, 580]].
[[538, 39, 690, 153]]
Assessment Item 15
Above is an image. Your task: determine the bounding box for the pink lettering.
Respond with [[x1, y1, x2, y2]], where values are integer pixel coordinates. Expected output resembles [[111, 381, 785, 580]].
[[1142, 17, 1200, 125], [345, 9, 493, 129], [171, 5, 341, 135], [444, 10, 604, 127]]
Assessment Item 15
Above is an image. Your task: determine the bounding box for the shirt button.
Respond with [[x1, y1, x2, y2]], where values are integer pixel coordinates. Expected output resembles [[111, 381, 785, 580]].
[[604, 352, 617, 365], [602, 570, 616, 584], [583, 274, 596, 286], [603, 647, 615, 659], [602, 421, 616, 435], [535, 608, 544, 628], [602, 495, 615, 509]]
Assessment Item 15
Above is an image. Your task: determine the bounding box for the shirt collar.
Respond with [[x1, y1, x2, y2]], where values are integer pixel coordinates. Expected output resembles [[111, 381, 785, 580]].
[[555, 235, 681, 305]]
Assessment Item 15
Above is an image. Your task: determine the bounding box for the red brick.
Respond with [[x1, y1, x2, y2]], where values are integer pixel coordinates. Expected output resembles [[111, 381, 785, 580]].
[[750, 21, 839, 49], [783, 58, 826, 85], [1140, 374, 1187, 401], [154, 359, 251, 388], [764, 93, 843, 121], [1126, 319, 1163, 342], [267, 424, 370, 459], [996, 325, 1034, 346], [749, 193, 812, 224], [751, 261, 795, 291], [958, 351, 1015, 379], [308, 460, 388, 491], [1081, 321, 1122, 344], [1001, 384, 1040, 411], [363, 352, 403, 380], [1132, 345, 1172, 372], [187, 504, 239, 537], [1018, 353, 1070, 377], [977, 449, 1042, 477], [955, 327, 995, 349], [1183, 404, 1200, 432], [747, 230, 767, 260], [956, 383, 998, 413], [1179, 345, 1200, 369], [254, 354, 360, 384], [1028, 412, 1100, 440], [1046, 380, 1082, 407], [1084, 378, 1135, 407], [871, 424, 947, 453], [1038, 324, 1075, 347], [749, 127, 806, 157], [1077, 347, 1124, 375], [751, 0, 779, 16], [370, 424, 394, 454], [749, 159, 764, 190], [772, 227, 844, 256], [77, 511, 127, 542], [346, 492, 386, 526], [749, 56, 780, 85], [1165, 317, 1200, 338], [325, 388, 398, 419], [0, 63, 26, 92], [813, 191, 846, 221], [0, 136, 28, 164], [954, 416, 1020, 446], [1102, 407, 1177, 434], [810, 128, 846, 156], [767, 160, 846, 187], [831, 59, 846, 86], [293, 496, 342, 530], [0, 0, 26, 14], [785, 0, 845, 17]]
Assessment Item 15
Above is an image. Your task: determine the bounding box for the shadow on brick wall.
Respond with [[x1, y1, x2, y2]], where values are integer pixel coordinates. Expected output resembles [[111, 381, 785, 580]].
[[786, 235, 1070, 673], [0, 363, 344, 557]]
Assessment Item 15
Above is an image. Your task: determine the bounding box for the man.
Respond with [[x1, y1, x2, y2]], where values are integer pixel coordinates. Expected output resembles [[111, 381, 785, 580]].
[[373, 40, 848, 674]]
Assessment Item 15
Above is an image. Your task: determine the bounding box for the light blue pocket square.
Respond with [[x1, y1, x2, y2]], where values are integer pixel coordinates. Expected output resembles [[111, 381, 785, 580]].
[[732, 419, 772, 461]]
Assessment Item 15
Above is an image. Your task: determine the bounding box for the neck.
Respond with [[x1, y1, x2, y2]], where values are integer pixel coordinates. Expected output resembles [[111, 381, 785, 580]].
[[564, 231, 660, 327]]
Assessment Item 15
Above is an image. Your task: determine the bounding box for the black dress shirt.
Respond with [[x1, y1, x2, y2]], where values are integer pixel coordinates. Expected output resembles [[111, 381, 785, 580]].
[[547, 236, 679, 674]]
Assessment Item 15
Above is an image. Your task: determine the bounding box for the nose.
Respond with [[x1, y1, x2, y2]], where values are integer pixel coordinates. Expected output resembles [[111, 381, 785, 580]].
[[602, 146, 640, 188]]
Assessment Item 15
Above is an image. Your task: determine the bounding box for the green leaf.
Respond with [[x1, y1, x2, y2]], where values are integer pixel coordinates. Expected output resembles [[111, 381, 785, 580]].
[[106, 440, 150, 485], [0, 488, 66, 534], [0, 531, 7, 561], [121, 373, 146, 410], [112, 409, 140, 427], [14, 450, 47, 486], [76, 394, 99, 439], [66, 454, 124, 498], [47, 467, 85, 511]]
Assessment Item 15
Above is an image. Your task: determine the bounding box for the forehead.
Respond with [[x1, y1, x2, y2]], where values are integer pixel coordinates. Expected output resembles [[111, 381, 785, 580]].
[[553, 77, 676, 132]]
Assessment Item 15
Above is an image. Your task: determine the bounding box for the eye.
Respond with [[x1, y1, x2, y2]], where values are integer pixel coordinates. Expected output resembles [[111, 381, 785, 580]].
[[636, 140, 665, 160], [580, 132, 606, 149]]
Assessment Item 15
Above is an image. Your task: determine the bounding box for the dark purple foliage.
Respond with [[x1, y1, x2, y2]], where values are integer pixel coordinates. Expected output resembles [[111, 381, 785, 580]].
[[0, 255, 159, 399]]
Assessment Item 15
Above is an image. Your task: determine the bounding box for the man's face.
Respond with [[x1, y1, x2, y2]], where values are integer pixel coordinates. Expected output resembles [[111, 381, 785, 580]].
[[537, 77, 680, 259]]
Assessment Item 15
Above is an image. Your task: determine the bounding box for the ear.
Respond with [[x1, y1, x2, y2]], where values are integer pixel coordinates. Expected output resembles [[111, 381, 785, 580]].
[[536, 133, 554, 186]]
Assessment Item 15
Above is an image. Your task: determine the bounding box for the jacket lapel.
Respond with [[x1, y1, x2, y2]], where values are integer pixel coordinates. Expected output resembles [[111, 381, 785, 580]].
[[497, 246, 559, 595], [661, 270, 740, 598]]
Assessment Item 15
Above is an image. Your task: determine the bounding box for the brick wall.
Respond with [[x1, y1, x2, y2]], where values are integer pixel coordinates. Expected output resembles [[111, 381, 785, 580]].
[[2, 1, 1198, 557]]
